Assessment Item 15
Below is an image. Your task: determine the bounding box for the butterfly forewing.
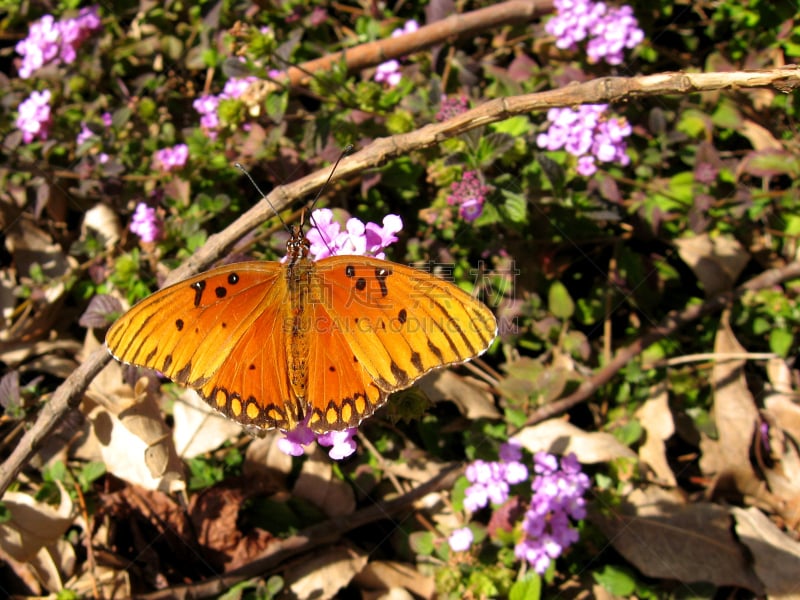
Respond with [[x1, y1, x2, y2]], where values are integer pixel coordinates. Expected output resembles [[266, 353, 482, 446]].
[[314, 256, 497, 392], [106, 262, 304, 429]]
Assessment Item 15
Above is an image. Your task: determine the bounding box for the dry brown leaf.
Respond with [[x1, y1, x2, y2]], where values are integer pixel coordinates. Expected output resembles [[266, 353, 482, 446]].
[[5, 218, 75, 305], [732, 506, 800, 598], [284, 545, 368, 600], [354, 560, 435, 599], [513, 419, 636, 463], [66, 565, 131, 600], [590, 486, 764, 593], [740, 119, 783, 151], [635, 382, 677, 486], [294, 447, 356, 517], [0, 482, 73, 562], [172, 388, 242, 458], [82, 203, 122, 250], [764, 358, 800, 443], [674, 234, 749, 296], [364, 588, 416, 600], [0, 269, 16, 325], [85, 364, 185, 492], [0, 546, 43, 594], [243, 433, 293, 485], [699, 312, 761, 495], [416, 370, 499, 419], [25, 537, 75, 593], [759, 416, 800, 529], [190, 478, 276, 571], [88, 406, 165, 490]]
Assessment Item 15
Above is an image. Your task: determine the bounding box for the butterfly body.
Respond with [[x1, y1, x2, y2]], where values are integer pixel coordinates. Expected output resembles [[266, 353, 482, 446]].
[[107, 226, 497, 433]]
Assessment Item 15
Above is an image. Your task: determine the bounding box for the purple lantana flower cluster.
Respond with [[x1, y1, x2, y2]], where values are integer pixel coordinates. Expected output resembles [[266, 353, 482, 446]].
[[153, 144, 189, 173], [129, 203, 162, 243], [306, 208, 403, 261], [15, 6, 102, 78], [374, 20, 419, 87], [16, 90, 53, 144], [546, 0, 643, 65], [452, 445, 590, 575], [463, 441, 530, 511], [537, 104, 632, 176], [515, 453, 591, 574], [193, 76, 259, 139], [276, 208, 403, 460], [436, 95, 469, 122], [447, 171, 491, 222]]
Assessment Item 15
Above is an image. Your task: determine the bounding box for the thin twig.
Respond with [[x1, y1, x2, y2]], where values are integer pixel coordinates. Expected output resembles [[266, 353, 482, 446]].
[[278, 0, 555, 87]]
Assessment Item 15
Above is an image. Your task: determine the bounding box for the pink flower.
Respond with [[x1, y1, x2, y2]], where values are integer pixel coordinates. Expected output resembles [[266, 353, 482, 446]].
[[374, 60, 402, 87], [16, 90, 53, 144], [277, 420, 317, 456], [436, 95, 469, 122], [448, 527, 474, 552], [76, 123, 94, 145], [221, 76, 258, 99], [306, 209, 403, 261], [317, 429, 358, 460], [447, 171, 491, 222], [391, 19, 419, 37], [193, 95, 220, 138], [153, 144, 189, 172], [365, 215, 403, 259], [546, 0, 643, 65], [537, 105, 632, 176], [16, 6, 102, 78], [129, 202, 161, 243]]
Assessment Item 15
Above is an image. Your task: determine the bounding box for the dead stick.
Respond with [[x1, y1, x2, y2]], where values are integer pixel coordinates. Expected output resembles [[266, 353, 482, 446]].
[[281, 0, 555, 86]]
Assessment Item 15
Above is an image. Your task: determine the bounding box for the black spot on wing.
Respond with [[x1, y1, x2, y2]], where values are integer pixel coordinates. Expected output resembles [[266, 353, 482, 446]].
[[191, 280, 206, 307]]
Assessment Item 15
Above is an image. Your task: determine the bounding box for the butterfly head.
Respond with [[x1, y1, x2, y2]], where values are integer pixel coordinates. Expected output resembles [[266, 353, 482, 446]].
[[286, 223, 310, 264]]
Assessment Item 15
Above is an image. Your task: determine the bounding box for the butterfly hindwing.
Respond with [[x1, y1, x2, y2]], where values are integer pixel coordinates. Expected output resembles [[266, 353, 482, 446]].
[[305, 299, 387, 431]]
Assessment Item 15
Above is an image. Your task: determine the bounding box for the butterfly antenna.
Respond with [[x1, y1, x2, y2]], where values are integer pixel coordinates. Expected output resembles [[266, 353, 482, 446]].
[[235, 163, 291, 232], [306, 145, 354, 254]]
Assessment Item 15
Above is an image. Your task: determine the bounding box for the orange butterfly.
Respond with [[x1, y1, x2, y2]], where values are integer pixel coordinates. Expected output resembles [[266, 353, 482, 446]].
[[106, 215, 497, 433]]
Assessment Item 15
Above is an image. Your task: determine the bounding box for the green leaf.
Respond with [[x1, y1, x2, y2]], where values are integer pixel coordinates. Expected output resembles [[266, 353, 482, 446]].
[[409, 531, 435, 555], [503, 190, 528, 224], [265, 90, 288, 123], [77, 462, 107, 490], [509, 574, 542, 600], [676, 109, 711, 138], [491, 115, 532, 137], [593, 565, 637, 596], [548, 281, 574, 320], [451, 476, 470, 512], [612, 419, 643, 446], [0, 503, 11, 524], [769, 329, 794, 357]]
